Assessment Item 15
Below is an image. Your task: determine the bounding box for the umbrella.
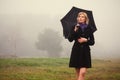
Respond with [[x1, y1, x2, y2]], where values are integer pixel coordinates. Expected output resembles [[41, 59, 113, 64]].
[[60, 6, 97, 38]]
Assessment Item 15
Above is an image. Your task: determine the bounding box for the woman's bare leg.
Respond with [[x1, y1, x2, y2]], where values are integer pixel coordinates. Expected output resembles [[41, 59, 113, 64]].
[[75, 68, 80, 79], [77, 68, 87, 80]]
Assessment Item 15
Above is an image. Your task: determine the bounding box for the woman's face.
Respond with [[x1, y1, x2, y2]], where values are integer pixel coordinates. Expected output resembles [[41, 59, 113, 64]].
[[77, 14, 86, 24]]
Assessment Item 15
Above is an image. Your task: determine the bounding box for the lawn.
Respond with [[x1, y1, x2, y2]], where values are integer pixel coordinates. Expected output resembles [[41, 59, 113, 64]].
[[0, 58, 120, 80]]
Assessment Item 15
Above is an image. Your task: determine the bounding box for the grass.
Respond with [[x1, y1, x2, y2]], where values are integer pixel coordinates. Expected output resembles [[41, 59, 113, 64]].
[[0, 58, 120, 80]]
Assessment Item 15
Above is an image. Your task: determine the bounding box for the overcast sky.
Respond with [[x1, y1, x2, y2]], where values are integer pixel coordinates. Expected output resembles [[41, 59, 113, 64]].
[[0, 0, 120, 59]]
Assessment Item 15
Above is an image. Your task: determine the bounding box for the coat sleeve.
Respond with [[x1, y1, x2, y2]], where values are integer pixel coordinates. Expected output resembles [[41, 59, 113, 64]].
[[68, 27, 78, 42], [87, 33, 95, 46]]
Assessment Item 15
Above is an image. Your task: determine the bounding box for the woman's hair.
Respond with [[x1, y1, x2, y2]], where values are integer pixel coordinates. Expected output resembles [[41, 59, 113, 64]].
[[77, 12, 89, 25]]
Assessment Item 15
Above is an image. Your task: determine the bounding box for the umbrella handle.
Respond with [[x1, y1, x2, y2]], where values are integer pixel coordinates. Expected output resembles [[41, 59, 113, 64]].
[[76, 23, 80, 27]]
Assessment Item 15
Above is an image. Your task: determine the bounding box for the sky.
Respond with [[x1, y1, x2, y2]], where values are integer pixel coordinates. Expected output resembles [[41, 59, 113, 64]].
[[0, 0, 120, 59]]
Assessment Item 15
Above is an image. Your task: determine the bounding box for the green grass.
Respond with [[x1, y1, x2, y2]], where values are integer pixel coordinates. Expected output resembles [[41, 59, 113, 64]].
[[0, 58, 120, 80]]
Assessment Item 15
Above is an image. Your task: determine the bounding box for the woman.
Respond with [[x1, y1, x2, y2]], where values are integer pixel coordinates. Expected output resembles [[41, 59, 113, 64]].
[[68, 12, 95, 80]]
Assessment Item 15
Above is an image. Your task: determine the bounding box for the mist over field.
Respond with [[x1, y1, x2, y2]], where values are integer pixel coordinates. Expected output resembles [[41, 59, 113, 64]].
[[0, 0, 120, 59]]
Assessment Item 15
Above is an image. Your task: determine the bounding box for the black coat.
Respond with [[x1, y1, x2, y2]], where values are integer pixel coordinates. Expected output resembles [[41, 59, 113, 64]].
[[68, 25, 95, 68]]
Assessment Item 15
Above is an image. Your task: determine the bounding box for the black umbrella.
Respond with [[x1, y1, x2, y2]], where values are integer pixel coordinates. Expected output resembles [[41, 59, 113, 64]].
[[60, 6, 97, 38]]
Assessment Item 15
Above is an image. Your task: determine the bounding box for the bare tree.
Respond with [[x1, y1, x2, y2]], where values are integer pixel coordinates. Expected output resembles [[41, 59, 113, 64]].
[[36, 28, 63, 57]]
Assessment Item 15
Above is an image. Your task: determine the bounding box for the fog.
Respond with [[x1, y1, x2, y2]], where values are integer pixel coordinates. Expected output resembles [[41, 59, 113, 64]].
[[0, 0, 120, 59]]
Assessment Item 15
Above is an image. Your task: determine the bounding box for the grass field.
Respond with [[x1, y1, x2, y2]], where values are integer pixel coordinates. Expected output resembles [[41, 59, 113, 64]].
[[0, 58, 120, 80]]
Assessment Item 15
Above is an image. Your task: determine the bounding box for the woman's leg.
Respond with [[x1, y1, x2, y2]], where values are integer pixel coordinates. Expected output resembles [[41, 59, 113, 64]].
[[77, 68, 87, 80], [75, 68, 80, 79]]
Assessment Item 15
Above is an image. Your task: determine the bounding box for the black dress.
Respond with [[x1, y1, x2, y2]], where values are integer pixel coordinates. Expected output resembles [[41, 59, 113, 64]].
[[68, 25, 95, 68]]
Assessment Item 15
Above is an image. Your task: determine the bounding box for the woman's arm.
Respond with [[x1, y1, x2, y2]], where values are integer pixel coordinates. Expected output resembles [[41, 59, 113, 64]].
[[87, 33, 95, 46], [77, 33, 95, 45], [68, 26, 78, 42]]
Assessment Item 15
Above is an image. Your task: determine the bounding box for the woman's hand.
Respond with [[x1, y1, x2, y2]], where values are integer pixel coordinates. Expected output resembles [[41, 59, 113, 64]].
[[74, 24, 79, 32], [74, 26, 78, 32], [78, 37, 87, 43]]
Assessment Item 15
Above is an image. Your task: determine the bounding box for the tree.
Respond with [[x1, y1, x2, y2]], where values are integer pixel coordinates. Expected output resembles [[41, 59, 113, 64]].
[[36, 28, 63, 57]]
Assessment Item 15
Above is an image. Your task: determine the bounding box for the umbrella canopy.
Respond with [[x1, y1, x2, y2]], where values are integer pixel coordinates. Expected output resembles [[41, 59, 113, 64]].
[[60, 6, 97, 38]]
